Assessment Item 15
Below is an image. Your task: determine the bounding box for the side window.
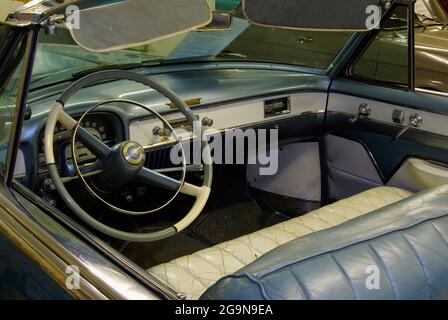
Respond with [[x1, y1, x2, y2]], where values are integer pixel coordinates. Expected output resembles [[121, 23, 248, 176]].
[[351, 5, 409, 86], [351, 2, 448, 95], [414, 2, 448, 94]]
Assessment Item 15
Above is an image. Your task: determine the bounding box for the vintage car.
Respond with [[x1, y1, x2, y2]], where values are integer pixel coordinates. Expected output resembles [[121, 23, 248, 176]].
[[1, 0, 448, 300], [226, 0, 448, 92]]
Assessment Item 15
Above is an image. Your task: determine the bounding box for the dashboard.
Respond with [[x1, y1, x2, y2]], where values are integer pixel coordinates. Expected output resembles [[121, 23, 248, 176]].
[[129, 93, 325, 147], [17, 92, 325, 190], [15, 93, 323, 208], [15, 66, 330, 205]]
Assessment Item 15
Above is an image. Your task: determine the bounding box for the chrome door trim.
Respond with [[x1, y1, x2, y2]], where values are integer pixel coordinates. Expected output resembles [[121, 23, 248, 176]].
[[12, 183, 178, 300], [416, 88, 448, 99], [0, 187, 160, 300]]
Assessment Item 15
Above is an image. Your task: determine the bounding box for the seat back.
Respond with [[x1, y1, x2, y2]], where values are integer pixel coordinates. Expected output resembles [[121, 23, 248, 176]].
[[201, 185, 448, 300]]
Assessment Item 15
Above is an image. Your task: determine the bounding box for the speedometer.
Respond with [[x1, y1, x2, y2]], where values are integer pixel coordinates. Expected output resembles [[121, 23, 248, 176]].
[[38, 113, 119, 171], [79, 116, 114, 145], [65, 127, 102, 164], [65, 116, 115, 164]]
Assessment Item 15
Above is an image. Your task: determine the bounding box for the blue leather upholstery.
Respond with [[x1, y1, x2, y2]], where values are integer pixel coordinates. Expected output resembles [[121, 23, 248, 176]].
[[201, 185, 448, 300]]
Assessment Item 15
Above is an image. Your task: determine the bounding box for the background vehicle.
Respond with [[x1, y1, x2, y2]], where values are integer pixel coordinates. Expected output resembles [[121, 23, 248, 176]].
[[225, 0, 448, 93]]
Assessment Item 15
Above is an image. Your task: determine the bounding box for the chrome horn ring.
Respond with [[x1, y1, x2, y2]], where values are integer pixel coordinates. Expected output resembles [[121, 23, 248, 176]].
[[71, 99, 187, 216]]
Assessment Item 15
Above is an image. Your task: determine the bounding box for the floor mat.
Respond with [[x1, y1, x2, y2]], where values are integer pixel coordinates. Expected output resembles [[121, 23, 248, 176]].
[[194, 199, 274, 245], [192, 165, 288, 244]]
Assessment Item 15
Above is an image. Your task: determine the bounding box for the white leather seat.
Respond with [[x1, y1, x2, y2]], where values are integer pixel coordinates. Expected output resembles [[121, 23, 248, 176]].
[[148, 187, 413, 299]]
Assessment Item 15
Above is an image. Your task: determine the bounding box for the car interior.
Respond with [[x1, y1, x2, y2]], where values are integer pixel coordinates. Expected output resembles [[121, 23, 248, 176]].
[[5, 0, 448, 299]]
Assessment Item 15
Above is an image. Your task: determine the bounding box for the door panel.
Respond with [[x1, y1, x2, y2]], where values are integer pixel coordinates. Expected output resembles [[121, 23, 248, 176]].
[[248, 141, 321, 201], [329, 79, 448, 127], [326, 135, 382, 200], [326, 78, 448, 199], [388, 158, 448, 192]]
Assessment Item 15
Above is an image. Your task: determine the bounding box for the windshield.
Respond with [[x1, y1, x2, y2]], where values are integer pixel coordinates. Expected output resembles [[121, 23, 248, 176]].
[[31, 3, 353, 89]]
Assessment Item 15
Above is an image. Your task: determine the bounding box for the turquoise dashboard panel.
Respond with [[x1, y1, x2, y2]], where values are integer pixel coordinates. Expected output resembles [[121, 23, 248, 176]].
[[216, 0, 241, 10], [28, 64, 330, 121]]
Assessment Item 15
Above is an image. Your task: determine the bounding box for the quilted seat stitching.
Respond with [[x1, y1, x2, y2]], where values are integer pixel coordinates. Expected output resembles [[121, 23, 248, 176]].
[[153, 263, 207, 298], [152, 221, 323, 298], [148, 187, 413, 299], [271, 225, 311, 241], [246, 231, 280, 249], [228, 235, 272, 258], [162, 253, 231, 289], [278, 218, 315, 234], [168, 260, 210, 288], [310, 212, 336, 227], [191, 250, 244, 277], [255, 227, 296, 246], [219, 245, 252, 266]]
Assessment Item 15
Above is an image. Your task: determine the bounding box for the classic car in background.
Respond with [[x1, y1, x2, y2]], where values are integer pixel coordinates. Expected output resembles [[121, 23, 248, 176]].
[[1, 0, 448, 301], [225, 0, 448, 93]]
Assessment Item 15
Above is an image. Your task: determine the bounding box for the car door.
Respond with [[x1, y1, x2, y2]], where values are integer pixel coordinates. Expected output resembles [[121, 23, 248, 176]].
[[324, 3, 448, 201]]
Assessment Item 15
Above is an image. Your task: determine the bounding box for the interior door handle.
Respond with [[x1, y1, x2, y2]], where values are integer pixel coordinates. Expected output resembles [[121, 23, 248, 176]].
[[394, 114, 423, 140], [349, 103, 371, 125]]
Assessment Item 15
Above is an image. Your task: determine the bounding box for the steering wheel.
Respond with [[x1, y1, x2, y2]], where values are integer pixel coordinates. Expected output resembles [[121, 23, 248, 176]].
[[44, 70, 212, 242]]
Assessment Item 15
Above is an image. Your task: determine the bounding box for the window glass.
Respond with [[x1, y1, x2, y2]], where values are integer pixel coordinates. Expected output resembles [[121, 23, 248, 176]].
[[351, 6, 409, 86], [31, 7, 353, 89], [352, 1, 448, 94], [414, 0, 448, 94], [224, 23, 353, 70]]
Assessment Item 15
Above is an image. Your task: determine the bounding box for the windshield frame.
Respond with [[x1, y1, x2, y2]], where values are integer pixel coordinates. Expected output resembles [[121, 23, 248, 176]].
[[0, 22, 38, 186]]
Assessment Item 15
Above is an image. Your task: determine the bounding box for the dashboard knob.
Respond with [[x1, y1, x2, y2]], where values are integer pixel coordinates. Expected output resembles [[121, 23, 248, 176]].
[[202, 117, 214, 127], [153, 126, 171, 137]]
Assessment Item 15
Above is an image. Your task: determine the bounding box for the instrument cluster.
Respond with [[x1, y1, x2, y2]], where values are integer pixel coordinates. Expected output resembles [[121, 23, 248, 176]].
[[38, 113, 120, 173]]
